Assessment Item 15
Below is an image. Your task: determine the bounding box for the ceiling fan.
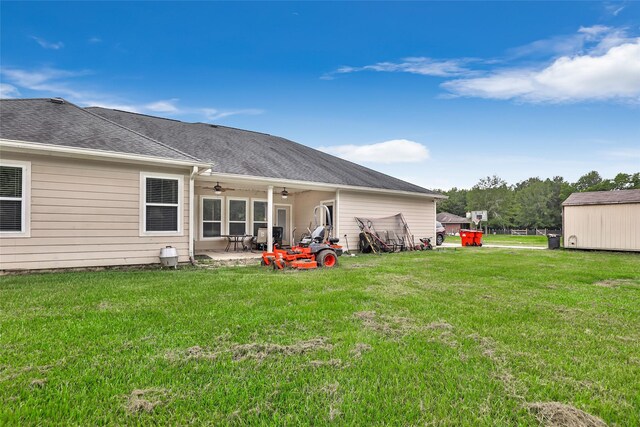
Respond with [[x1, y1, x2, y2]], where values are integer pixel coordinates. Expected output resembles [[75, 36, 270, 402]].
[[202, 182, 235, 194]]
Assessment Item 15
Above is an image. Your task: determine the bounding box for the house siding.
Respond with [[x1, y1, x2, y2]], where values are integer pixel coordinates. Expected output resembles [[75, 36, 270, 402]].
[[292, 190, 336, 243], [563, 203, 640, 252], [339, 191, 436, 251], [0, 152, 191, 270]]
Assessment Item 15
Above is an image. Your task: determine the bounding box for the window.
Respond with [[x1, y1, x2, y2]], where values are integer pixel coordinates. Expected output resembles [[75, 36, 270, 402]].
[[0, 161, 30, 236], [252, 199, 267, 236], [141, 173, 183, 235], [202, 196, 223, 238], [227, 198, 247, 235]]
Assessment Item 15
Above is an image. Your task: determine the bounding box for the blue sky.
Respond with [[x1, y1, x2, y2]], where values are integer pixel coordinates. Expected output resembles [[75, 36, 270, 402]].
[[1, 1, 639, 189]]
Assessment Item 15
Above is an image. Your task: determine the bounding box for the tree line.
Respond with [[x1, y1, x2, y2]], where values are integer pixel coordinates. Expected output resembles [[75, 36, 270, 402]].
[[436, 171, 640, 230]]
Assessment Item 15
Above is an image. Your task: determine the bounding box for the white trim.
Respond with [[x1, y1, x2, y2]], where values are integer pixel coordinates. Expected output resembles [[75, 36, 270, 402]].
[[251, 198, 268, 237], [140, 172, 184, 236], [274, 203, 293, 246], [267, 186, 273, 251], [0, 159, 31, 238], [335, 190, 340, 237], [227, 197, 249, 235], [200, 195, 224, 240], [1, 138, 208, 168], [189, 167, 197, 258], [205, 171, 446, 199], [320, 199, 335, 228]]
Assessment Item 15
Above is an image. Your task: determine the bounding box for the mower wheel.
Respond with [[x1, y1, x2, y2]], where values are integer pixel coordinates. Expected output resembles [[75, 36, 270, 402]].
[[317, 250, 338, 268]]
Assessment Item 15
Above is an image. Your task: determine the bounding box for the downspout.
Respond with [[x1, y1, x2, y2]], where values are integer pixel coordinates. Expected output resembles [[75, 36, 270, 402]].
[[189, 166, 198, 265]]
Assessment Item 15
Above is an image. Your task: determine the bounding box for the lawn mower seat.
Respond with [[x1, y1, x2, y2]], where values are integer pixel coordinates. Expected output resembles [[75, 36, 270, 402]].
[[311, 225, 325, 243]]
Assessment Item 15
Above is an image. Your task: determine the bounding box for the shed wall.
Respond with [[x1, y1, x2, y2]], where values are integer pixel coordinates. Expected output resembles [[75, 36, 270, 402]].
[[563, 203, 640, 251], [0, 152, 191, 270], [338, 191, 436, 251]]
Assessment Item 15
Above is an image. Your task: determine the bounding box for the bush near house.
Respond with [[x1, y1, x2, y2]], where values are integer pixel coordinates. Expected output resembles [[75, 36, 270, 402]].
[[1, 249, 638, 425]]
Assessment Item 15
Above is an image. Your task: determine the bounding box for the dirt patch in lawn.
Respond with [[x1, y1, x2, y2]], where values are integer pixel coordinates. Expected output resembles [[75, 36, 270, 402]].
[[350, 343, 372, 359], [308, 359, 343, 368], [527, 402, 607, 427], [594, 279, 638, 288], [126, 388, 168, 414], [231, 337, 332, 361], [353, 311, 416, 338], [29, 378, 47, 388], [425, 321, 454, 330]]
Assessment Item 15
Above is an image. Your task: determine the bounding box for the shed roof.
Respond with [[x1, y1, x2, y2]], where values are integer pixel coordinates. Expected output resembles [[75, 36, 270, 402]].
[[436, 212, 470, 223], [562, 189, 640, 206], [0, 99, 198, 162], [87, 107, 440, 196]]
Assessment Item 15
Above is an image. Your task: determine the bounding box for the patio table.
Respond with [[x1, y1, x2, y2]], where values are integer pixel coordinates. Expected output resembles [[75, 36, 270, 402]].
[[222, 235, 253, 252]]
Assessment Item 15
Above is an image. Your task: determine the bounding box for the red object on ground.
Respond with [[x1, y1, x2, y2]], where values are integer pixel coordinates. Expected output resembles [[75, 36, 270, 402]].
[[460, 229, 483, 247], [473, 230, 483, 246]]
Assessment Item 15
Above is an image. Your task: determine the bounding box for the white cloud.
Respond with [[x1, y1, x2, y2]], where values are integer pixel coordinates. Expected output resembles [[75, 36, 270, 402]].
[[0, 83, 20, 98], [145, 99, 180, 113], [605, 148, 640, 159], [604, 2, 626, 16], [442, 39, 640, 103], [1, 65, 264, 121], [323, 57, 474, 80], [319, 139, 430, 164], [88, 37, 102, 44], [31, 36, 64, 50], [200, 108, 264, 121]]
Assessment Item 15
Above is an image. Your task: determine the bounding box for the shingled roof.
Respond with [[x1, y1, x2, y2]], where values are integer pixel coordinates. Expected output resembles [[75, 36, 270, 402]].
[[0, 99, 198, 162], [87, 107, 439, 195], [436, 212, 470, 224], [562, 189, 640, 206]]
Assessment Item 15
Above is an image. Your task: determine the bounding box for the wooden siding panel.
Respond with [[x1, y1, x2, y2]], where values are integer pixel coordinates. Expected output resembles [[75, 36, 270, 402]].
[[0, 153, 191, 270], [338, 191, 436, 251], [563, 203, 640, 251]]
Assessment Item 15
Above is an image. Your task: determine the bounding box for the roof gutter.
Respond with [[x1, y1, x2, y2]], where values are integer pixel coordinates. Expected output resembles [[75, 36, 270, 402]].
[[201, 170, 447, 199], [0, 138, 209, 169]]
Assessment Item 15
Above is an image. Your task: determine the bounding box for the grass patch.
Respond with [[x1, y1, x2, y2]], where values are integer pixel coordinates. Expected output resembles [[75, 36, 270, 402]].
[[1, 249, 639, 425]]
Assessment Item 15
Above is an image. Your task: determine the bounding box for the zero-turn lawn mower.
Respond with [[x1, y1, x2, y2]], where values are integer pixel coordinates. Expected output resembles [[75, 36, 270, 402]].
[[261, 205, 343, 270]]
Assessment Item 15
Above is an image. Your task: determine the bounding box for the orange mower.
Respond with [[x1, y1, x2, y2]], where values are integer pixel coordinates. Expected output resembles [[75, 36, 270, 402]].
[[261, 205, 342, 270]]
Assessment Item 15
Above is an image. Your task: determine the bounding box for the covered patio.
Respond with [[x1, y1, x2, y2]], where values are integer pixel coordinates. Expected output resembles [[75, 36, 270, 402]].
[[192, 171, 338, 260]]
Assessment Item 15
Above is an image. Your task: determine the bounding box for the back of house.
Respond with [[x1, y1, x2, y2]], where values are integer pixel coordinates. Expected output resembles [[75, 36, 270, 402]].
[[0, 98, 443, 271]]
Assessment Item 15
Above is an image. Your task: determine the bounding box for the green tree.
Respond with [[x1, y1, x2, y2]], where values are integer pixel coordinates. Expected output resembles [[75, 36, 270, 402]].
[[436, 187, 468, 216], [466, 175, 514, 229]]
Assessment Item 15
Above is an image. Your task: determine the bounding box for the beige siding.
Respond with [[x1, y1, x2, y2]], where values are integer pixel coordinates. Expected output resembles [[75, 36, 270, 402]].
[[339, 191, 436, 250], [0, 152, 191, 270], [292, 191, 335, 242], [563, 203, 640, 251]]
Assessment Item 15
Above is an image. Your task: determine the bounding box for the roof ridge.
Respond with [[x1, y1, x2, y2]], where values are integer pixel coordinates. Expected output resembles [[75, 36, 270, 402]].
[[86, 106, 183, 123], [194, 122, 272, 136], [79, 104, 202, 163]]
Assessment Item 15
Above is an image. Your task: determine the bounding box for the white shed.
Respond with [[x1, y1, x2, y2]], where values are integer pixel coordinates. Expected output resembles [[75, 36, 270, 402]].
[[562, 189, 640, 252]]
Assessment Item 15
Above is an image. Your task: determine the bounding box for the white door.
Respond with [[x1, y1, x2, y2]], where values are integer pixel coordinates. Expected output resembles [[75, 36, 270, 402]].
[[275, 206, 291, 246]]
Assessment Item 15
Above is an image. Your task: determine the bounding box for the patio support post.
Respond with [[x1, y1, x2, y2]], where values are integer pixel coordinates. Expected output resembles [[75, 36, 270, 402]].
[[267, 185, 274, 251], [188, 166, 197, 262]]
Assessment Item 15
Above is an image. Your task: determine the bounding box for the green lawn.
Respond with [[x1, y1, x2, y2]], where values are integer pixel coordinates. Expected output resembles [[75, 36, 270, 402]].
[[445, 234, 549, 247], [1, 249, 638, 426]]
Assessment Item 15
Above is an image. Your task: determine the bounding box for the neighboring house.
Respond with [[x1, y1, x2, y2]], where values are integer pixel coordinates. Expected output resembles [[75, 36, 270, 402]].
[[562, 189, 640, 252], [0, 98, 444, 270], [436, 212, 470, 235]]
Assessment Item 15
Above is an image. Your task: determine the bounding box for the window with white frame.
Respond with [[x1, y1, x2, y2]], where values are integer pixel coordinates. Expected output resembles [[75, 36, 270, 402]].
[[202, 196, 223, 238], [141, 173, 182, 234], [252, 199, 267, 236], [0, 161, 30, 236], [227, 198, 247, 235]]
